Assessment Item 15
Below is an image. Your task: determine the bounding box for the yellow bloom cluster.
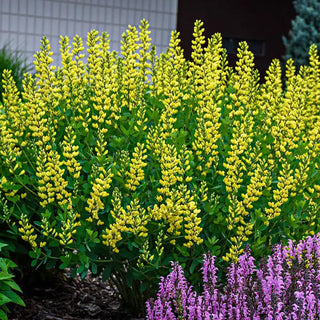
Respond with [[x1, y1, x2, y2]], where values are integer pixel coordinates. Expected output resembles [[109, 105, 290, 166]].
[[18, 213, 38, 248], [22, 74, 51, 147], [58, 209, 81, 245], [62, 126, 82, 179], [2, 20, 320, 269], [33, 37, 61, 125], [242, 158, 271, 210], [125, 143, 148, 191], [0, 70, 23, 167], [271, 61, 303, 162], [36, 148, 71, 209], [183, 194, 203, 248], [157, 142, 184, 199], [150, 187, 185, 237], [41, 214, 57, 239], [188, 20, 206, 103], [137, 240, 155, 269], [150, 184, 202, 247], [87, 31, 115, 130], [192, 32, 225, 176], [137, 20, 152, 87], [158, 31, 186, 138], [102, 188, 130, 252], [223, 222, 254, 263], [120, 25, 140, 112], [126, 198, 149, 237], [1, 70, 25, 138], [259, 59, 282, 136], [221, 42, 262, 261], [0, 192, 11, 223], [85, 124, 113, 224], [85, 165, 113, 225], [59, 34, 88, 125], [305, 203, 319, 235], [180, 145, 193, 183], [265, 163, 295, 222]]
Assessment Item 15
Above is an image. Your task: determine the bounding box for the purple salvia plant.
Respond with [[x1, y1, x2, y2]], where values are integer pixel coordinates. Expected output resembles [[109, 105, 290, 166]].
[[146, 234, 320, 319]]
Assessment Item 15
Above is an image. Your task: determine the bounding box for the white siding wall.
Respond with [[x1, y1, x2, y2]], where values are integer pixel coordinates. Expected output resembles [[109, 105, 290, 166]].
[[0, 0, 178, 68]]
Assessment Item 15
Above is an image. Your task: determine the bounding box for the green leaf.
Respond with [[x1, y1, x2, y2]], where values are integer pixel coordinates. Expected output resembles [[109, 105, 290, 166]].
[[5, 195, 19, 203], [48, 239, 60, 247], [101, 265, 112, 282], [59, 261, 70, 270], [31, 260, 38, 267], [189, 259, 200, 274], [0, 272, 13, 281], [29, 251, 37, 259], [1, 290, 25, 306], [71, 267, 77, 278], [140, 281, 148, 293], [80, 270, 88, 280], [3, 280, 22, 293], [0, 309, 8, 320], [77, 264, 85, 274], [126, 272, 133, 288], [120, 125, 129, 136], [91, 263, 97, 275], [0, 293, 12, 306], [176, 245, 189, 257], [226, 85, 236, 94], [0, 243, 8, 251], [83, 163, 91, 174]]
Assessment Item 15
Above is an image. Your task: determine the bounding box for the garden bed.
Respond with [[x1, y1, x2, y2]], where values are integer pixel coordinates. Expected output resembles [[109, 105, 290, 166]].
[[10, 270, 140, 320]]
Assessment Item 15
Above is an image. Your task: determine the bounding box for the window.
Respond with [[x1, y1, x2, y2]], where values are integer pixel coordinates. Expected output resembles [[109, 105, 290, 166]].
[[222, 37, 266, 56]]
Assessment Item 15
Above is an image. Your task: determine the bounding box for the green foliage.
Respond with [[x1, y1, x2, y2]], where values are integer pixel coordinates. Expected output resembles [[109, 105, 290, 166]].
[[1, 20, 320, 316], [0, 242, 25, 320], [283, 0, 320, 66]]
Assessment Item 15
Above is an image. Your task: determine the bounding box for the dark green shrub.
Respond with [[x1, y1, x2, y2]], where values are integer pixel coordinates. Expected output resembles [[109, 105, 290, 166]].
[[0, 242, 25, 320], [1, 20, 320, 316]]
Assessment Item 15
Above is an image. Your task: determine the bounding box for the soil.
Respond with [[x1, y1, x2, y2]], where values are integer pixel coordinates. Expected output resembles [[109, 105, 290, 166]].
[[10, 270, 144, 320]]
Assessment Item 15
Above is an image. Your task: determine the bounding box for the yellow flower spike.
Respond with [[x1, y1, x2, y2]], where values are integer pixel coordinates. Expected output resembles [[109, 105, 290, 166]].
[[156, 30, 186, 137], [56, 208, 80, 246], [138, 19, 152, 87], [155, 184, 204, 247], [1, 70, 26, 152], [124, 198, 150, 236], [219, 44, 262, 258], [62, 126, 82, 180], [3, 21, 320, 292], [18, 213, 38, 248], [36, 146, 72, 209], [119, 24, 140, 112], [157, 142, 184, 197], [102, 190, 133, 251], [0, 72, 24, 168], [125, 143, 148, 191], [265, 162, 295, 222]]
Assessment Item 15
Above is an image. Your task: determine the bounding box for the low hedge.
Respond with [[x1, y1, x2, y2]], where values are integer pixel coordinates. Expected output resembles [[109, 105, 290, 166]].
[[1, 20, 320, 314]]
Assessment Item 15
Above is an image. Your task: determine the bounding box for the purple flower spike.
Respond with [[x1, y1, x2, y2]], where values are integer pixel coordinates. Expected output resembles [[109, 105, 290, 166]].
[[146, 234, 320, 319]]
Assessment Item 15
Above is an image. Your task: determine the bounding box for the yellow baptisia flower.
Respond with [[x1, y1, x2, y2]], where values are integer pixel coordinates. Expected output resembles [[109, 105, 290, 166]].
[[125, 143, 148, 191]]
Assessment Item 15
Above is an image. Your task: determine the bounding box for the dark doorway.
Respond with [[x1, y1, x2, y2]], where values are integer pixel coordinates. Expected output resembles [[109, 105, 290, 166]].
[[177, 0, 295, 76]]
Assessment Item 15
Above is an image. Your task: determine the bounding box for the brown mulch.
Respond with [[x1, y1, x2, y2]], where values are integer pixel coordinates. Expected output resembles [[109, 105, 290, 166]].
[[10, 270, 144, 320]]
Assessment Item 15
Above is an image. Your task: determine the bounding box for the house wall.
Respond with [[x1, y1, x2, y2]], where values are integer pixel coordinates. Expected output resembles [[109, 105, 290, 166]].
[[0, 0, 178, 68], [177, 0, 295, 76]]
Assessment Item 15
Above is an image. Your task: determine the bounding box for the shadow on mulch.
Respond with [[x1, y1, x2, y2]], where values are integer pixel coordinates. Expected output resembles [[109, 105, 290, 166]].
[[10, 270, 144, 320]]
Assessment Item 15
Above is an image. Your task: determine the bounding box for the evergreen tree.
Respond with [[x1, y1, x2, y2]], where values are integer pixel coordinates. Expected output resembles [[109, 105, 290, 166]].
[[283, 0, 320, 66]]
